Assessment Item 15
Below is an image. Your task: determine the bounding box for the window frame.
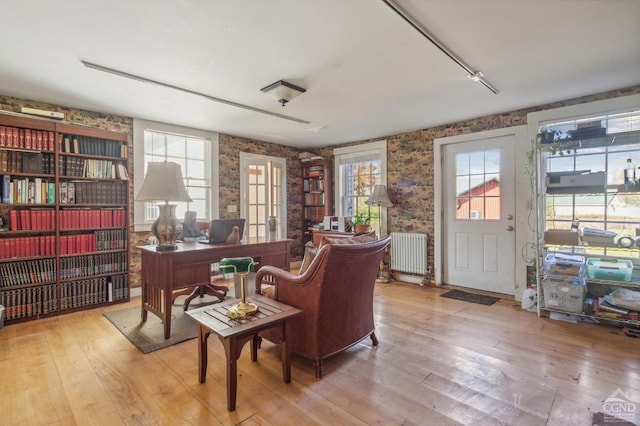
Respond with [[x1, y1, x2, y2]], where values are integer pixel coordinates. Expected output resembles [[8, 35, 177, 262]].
[[333, 140, 388, 235], [133, 118, 219, 232], [239, 152, 287, 239]]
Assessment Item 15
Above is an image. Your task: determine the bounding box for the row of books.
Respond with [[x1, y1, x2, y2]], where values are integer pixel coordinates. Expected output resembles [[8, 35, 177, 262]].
[[0, 235, 56, 258], [303, 178, 325, 191], [8, 208, 55, 230], [5, 207, 126, 231], [304, 192, 325, 205], [589, 296, 639, 321], [59, 252, 128, 280], [0, 284, 57, 320], [59, 233, 97, 255], [59, 156, 129, 180], [59, 208, 126, 229], [60, 181, 128, 204], [60, 134, 127, 158], [0, 258, 56, 287], [304, 206, 326, 221], [0, 151, 55, 174], [2, 176, 56, 205], [0, 126, 55, 151], [94, 229, 127, 251], [59, 274, 128, 310]]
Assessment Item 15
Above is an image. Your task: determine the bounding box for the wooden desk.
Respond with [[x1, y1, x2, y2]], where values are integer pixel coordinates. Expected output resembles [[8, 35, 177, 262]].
[[186, 295, 302, 411], [139, 238, 292, 339]]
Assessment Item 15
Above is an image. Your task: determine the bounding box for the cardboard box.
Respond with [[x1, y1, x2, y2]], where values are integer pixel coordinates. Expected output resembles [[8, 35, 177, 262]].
[[544, 230, 581, 246], [544, 253, 586, 277]]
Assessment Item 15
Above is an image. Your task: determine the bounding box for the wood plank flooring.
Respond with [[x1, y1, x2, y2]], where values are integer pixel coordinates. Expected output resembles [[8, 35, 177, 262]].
[[1, 281, 638, 426]]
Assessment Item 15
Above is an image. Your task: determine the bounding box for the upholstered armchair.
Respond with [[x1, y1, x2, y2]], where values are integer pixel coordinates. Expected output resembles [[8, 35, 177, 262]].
[[254, 235, 391, 379]]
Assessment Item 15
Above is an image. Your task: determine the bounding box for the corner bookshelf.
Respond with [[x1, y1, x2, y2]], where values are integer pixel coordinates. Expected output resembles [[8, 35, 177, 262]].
[[301, 158, 332, 244], [0, 114, 130, 324]]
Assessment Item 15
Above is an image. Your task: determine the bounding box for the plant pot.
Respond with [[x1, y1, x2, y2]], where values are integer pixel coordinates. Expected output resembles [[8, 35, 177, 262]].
[[354, 224, 371, 234]]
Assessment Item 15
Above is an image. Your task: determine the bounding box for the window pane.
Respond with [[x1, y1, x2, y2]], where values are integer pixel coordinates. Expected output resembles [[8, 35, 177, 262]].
[[143, 130, 210, 222], [454, 148, 501, 221]]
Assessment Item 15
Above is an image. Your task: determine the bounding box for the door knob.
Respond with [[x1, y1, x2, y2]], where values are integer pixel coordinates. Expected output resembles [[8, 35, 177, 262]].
[[506, 214, 513, 220], [506, 225, 514, 231]]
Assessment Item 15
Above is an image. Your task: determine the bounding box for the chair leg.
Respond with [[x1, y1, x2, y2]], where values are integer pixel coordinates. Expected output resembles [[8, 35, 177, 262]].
[[314, 360, 323, 379], [370, 331, 379, 346]]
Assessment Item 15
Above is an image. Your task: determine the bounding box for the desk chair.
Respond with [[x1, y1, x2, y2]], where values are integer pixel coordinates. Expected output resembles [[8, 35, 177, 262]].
[[172, 221, 229, 311]]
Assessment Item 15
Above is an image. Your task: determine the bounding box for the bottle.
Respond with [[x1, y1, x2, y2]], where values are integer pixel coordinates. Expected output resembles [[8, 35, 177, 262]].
[[624, 158, 636, 186]]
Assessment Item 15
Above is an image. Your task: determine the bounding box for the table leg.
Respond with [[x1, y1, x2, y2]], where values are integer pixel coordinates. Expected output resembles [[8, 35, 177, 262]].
[[221, 337, 239, 411], [197, 326, 210, 383], [251, 334, 259, 362], [164, 290, 173, 339], [281, 321, 292, 383]]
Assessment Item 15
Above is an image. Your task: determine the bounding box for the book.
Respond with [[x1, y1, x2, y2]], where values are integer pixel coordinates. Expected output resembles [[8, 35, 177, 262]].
[[2, 175, 10, 203]]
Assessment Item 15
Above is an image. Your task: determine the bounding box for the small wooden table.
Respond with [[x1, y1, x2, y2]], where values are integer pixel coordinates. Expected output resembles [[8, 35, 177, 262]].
[[185, 295, 303, 411]]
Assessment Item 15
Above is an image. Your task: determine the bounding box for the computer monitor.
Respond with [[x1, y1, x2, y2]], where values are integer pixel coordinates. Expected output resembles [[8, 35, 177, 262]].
[[202, 218, 246, 244]]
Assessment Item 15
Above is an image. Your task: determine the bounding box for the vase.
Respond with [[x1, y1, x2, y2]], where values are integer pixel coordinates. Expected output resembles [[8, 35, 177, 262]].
[[267, 215, 277, 240]]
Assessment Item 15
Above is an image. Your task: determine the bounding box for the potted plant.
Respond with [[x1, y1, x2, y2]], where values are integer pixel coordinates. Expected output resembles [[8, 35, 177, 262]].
[[349, 213, 371, 234], [538, 128, 561, 144]]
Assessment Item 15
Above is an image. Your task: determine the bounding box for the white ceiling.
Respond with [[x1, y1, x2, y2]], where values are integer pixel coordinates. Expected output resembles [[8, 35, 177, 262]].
[[1, 0, 639, 149]]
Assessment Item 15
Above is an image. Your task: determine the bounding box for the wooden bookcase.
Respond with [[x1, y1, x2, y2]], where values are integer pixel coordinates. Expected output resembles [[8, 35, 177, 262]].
[[0, 114, 130, 324], [301, 158, 332, 243]]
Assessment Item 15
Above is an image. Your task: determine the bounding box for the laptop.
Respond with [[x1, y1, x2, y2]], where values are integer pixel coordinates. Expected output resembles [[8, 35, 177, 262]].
[[200, 218, 246, 244]]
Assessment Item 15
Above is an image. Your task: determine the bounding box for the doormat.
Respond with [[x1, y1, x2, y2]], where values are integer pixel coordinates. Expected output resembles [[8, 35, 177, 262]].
[[440, 289, 500, 306]]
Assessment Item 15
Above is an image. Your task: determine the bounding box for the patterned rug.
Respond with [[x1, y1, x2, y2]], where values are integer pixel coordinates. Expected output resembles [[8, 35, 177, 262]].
[[103, 295, 221, 353], [440, 289, 500, 306]]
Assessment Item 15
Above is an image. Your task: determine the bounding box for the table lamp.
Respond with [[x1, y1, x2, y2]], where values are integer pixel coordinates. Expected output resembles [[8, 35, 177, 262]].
[[366, 185, 393, 282], [136, 161, 192, 251]]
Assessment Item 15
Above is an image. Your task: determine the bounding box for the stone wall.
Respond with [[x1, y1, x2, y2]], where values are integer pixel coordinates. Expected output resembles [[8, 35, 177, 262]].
[[2, 84, 640, 289]]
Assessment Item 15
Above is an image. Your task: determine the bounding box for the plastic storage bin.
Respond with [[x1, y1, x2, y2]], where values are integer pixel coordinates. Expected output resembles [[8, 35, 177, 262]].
[[544, 253, 586, 277], [542, 276, 586, 313], [586, 258, 633, 282]]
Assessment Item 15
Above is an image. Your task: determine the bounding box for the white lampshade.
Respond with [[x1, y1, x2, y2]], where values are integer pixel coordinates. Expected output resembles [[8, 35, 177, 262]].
[[136, 162, 193, 202], [366, 185, 393, 207]]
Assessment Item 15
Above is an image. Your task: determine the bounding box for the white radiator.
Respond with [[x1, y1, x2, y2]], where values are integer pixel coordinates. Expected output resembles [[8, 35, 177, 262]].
[[390, 232, 429, 275]]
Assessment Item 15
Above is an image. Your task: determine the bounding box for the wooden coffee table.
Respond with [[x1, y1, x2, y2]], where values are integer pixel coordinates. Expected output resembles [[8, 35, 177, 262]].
[[185, 295, 303, 411]]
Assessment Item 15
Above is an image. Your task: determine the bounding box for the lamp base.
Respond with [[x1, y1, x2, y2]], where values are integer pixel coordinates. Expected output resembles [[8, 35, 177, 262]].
[[226, 302, 259, 320]]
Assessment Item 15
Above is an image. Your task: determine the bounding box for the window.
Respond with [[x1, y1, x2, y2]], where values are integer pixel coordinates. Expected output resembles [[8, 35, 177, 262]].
[[133, 119, 219, 231], [334, 140, 388, 235], [454, 149, 501, 220], [542, 110, 640, 242], [240, 152, 287, 239]]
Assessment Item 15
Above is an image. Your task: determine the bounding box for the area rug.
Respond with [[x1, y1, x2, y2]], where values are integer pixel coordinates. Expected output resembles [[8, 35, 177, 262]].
[[103, 296, 221, 354], [440, 289, 500, 306]]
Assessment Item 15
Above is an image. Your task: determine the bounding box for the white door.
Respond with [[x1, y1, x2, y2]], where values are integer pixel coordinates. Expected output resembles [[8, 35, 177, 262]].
[[443, 135, 515, 294]]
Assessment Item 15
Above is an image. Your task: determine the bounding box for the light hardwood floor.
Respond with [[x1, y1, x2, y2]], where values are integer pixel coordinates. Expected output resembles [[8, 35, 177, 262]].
[[1, 281, 638, 426]]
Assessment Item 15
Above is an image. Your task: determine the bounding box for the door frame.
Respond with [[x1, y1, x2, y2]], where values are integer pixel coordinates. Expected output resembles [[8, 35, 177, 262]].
[[434, 125, 529, 300]]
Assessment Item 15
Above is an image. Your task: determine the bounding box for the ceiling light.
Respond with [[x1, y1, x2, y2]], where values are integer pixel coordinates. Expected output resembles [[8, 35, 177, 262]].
[[81, 60, 309, 124], [467, 71, 484, 82], [261, 80, 307, 106]]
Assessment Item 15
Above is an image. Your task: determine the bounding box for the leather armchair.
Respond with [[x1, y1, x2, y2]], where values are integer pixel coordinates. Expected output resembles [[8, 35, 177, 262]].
[[255, 235, 391, 379]]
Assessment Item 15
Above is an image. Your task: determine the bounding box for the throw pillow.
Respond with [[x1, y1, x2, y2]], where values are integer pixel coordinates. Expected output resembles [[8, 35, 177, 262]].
[[298, 241, 317, 275], [319, 232, 377, 247]]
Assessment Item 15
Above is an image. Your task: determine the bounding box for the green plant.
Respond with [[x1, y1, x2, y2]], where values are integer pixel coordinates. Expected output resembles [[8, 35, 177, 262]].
[[349, 213, 370, 226]]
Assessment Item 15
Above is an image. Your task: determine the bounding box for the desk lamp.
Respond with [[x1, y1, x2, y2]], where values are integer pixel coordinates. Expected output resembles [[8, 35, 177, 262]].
[[136, 161, 192, 251]]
